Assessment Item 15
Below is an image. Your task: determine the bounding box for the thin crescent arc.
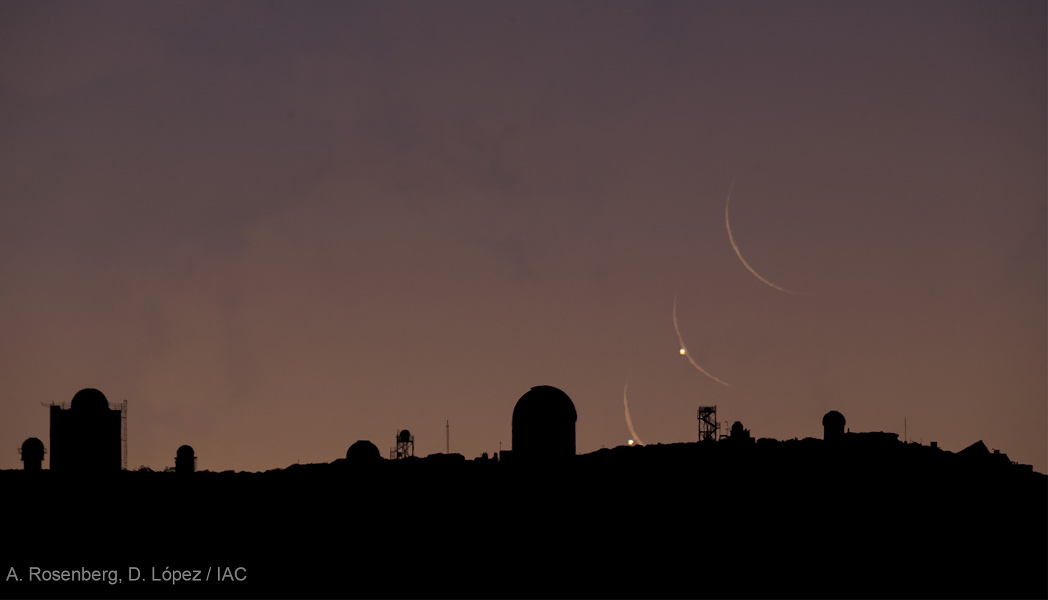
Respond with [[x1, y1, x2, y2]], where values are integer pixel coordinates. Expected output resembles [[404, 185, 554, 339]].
[[673, 295, 731, 387], [623, 378, 644, 446], [725, 180, 801, 295]]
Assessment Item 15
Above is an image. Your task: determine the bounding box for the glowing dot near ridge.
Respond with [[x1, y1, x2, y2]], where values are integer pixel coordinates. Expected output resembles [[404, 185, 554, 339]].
[[679, 348, 687, 355], [628, 440, 634, 446]]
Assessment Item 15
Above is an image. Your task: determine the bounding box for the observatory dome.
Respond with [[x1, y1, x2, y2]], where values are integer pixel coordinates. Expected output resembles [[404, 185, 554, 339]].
[[71, 388, 109, 411], [513, 386, 577, 423], [20, 437, 45, 470], [175, 445, 196, 474], [346, 440, 381, 462], [822, 410, 846, 441], [21, 437, 44, 457], [511, 385, 577, 459]]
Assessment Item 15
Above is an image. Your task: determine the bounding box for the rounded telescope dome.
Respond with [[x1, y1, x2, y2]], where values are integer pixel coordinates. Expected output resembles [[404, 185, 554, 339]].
[[21, 437, 44, 457], [823, 410, 846, 441], [20, 437, 45, 470], [398, 430, 412, 444], [822, 410, 845, 428], [346, 440, 381, 462], [511, 385, 577, 459], [70, 388, 109, 411], [175, 445, 196, 474]]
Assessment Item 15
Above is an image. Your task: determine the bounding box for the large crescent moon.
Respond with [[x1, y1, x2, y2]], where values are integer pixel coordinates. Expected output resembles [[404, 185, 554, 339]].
[[673, 296, 731, 387], [623, 379, 644, 446], [725, 181, 801, 295]]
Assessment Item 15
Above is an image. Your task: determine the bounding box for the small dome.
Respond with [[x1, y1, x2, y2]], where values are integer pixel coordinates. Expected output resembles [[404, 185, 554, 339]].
[[20, 437, 45, 469], [822, 411, 846, 428], [398, 430, 412, 444], [71, 388, 109, 411], [823, 410, 846, 442], [346, 440, 381, 462], [175, 444, 196, 474], [21, 437, 44, 456]]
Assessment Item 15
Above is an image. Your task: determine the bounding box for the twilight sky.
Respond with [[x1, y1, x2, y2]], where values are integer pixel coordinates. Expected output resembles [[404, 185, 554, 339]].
[[2, 1, 1045, 473]]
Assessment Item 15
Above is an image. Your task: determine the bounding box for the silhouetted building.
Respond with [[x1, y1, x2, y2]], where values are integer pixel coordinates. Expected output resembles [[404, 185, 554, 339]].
[[958, 439, 991, 459], [958, 440, 1013, 468], [50, 389, 125, 472], [511, 385, 576, 460], [347, 440, 381, 462], [20, 437, 45, 471], [727, 421, 753, 443], [822, 411, 845, 442], [175, 445, 196, 474]]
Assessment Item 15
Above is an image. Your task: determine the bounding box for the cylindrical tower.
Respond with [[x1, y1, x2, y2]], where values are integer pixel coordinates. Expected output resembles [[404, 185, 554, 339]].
[[175, 445, 196, 474], [823, 411, 846, 442]]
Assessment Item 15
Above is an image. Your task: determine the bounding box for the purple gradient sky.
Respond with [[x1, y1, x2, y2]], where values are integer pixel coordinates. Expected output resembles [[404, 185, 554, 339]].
[[2, 1, 1045, 473]]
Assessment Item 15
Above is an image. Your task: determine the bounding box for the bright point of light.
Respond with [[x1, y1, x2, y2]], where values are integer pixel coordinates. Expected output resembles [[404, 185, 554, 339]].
[[679, 348, 686, 355], [628, 440, 634, 446]]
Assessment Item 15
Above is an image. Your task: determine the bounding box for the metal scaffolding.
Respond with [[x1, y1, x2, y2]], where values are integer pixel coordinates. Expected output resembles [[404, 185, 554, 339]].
[[391, 429, 414, 459], [697, 406, 719, 442]]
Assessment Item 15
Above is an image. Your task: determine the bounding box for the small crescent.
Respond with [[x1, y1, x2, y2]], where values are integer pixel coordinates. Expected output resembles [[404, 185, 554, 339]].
[[673, 296, 731, 387], [623, 379, 644, 446], [725, 181, 801, 295]]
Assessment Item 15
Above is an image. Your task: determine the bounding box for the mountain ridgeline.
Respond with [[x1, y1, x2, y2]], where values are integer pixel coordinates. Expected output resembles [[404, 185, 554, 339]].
[[2, 432, 1044, 599], [4, 387, 1044, 598]]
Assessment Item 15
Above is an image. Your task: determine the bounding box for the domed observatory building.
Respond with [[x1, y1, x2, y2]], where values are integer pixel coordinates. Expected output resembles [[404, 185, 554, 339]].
[[20, 437, 45, 471], [50, 388, 125, 472], [175, 445, 196, 474], [823, 410, 846, 442], [511, 385, 577, 461], [346, 440, 381, 463]]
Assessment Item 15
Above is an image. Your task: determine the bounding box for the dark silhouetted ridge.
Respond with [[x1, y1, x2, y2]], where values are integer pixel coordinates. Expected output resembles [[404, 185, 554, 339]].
[[2, 434, 1044, 599]]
